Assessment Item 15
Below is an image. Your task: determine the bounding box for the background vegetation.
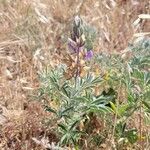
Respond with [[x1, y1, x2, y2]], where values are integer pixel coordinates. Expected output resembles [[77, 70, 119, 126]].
[[0, 0, 149, 149]]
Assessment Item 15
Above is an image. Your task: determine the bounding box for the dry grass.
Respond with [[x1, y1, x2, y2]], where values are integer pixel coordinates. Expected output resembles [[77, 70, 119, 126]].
[[0, 0, 149, 149]]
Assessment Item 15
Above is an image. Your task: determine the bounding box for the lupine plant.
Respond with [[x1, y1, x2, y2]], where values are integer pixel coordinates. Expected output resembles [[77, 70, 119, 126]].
[[40, 16, 113, 148], [39, 16, 150, 149], [95, 37, 150, 149]]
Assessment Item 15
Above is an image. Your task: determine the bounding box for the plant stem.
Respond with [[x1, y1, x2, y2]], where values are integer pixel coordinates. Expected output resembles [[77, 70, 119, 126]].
[[75, 46, 80, 88], [140, 100, 143, 150], [111, 81, 121, 149]]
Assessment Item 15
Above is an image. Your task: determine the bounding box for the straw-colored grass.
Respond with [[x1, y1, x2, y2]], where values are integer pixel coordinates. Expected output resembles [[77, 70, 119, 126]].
[[0, 0, 149, 149]]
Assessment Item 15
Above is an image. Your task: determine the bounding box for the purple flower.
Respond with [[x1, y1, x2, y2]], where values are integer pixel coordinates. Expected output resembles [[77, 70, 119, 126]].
[[78, 46, 84, 52], [68, 41, 77, 53], [68, 38, 83, 53], [85, 50, 93, 60]]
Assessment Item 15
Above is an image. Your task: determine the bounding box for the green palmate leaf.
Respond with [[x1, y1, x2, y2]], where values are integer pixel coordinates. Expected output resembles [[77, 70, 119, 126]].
[[72, 130, 87, 135], [71, 137, 76, 145], [61, 87, 70, 97], [116, 122, 127, 136], [74, 96, 90, 102], [50, 77, 60, 90], [61, 106, 74, 115], [89, 104, 111, 113], [124, 129, 138, 144], [91, 77, 103, 84], [45, 106, 57, 114], [58, 124, 67, 132], [91, 99, 105, 105], [69, 120, 79, 131], [132, 69, 144, 81], [142, 101, 150, 110], [59, 114, 70, 119], [144, 72, 150, 85], [91, 96, 111, 105], [60, 134, 68, 145]]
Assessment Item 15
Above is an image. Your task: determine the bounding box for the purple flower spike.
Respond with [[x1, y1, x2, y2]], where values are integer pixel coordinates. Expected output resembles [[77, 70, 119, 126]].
[[68, 38, 77, 53], [85, 50, 93, 60], [78, 46, 84, 52], [68, 42, 76, 53], [68, 38, 84, 53]]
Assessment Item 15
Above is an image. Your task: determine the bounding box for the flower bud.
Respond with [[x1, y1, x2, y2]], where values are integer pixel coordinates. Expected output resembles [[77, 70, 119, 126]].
[[74, 15, 81, 27]]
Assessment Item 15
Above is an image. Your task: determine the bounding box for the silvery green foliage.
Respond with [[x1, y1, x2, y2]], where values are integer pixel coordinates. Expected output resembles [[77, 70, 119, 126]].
[[131, 36, 150, 53], [129, 37, 150, 69], [128, 37, 150, 97], [116, 37, 150, 125], [39, 16, 150, 148], [93, 37, 150, 146], [40, 64, 112, 146]]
